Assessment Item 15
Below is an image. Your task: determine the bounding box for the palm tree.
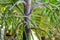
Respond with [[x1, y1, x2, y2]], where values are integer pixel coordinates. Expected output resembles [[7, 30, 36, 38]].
[[0, 0, 60, 40]]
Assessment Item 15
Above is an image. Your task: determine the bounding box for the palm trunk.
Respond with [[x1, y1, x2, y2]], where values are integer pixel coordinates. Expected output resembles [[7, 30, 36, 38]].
[[23, 0, 31, 40]]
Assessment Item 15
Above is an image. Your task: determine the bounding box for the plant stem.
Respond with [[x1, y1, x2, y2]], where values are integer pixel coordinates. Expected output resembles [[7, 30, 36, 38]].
[[23, 0, 31, 40]]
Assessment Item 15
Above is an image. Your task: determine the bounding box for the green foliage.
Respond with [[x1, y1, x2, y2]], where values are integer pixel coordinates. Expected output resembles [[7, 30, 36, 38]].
[[0, 0, 60, 40]]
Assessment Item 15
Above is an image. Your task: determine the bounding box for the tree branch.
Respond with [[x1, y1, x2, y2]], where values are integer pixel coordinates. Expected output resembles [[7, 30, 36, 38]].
[[6, 20, 24, 40], [28, 2, 48, 15], [0, 2, 13, 5], [0, 1, 26, 5], [27, 18, 52, 39], [14, 20, 24, 33], [15, 5, 24, 15]]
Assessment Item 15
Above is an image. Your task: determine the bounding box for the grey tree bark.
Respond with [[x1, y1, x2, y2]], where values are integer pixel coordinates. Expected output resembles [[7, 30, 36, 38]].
[[23, 0, 31, 40]]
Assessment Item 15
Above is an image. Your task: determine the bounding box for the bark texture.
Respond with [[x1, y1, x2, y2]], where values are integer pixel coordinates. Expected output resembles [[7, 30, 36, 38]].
[[23, 0, 31, 40]]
